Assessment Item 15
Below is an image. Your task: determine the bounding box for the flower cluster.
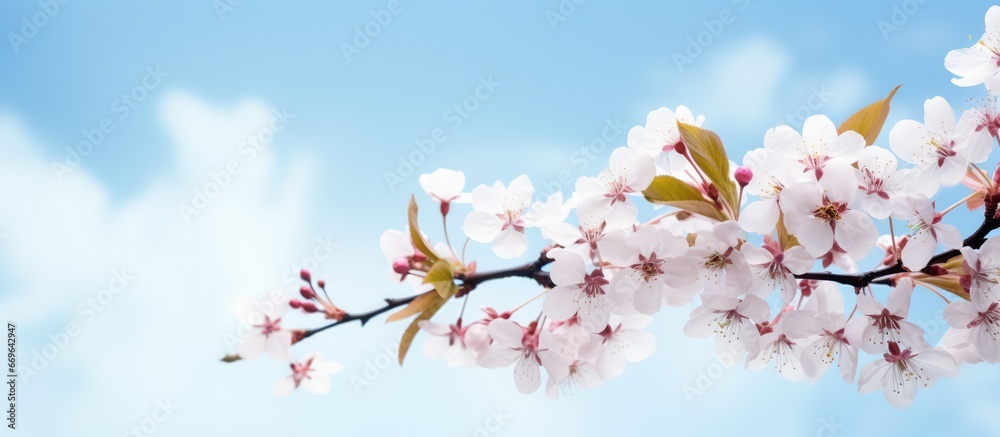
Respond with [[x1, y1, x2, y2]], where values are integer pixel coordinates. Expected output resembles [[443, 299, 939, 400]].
[[226, 6, 1000, 407]]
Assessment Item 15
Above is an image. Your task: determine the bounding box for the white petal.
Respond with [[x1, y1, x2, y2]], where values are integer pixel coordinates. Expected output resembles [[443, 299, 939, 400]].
[[514, 356, 541, 394], [462, 211, 504, 243], [487, 319, 525, 348], [491, 227, 528, 259], [272, 377, 296, 397]]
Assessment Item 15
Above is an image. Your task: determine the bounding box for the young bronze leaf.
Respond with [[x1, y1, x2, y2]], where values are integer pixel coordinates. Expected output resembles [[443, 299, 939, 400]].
[[643, 175, 726, 221], [676, 123, 739, 214], [423, 259, 458, 298], [386, 290, 438, 323], [913, 275, 970, 301], [407, 195, 441, 264], [643, 175, 704, 202], [220, 354, 242, 363], [775, 212, 799, 249], [837, 85, 901, 146], [398, 294, 448, 365]]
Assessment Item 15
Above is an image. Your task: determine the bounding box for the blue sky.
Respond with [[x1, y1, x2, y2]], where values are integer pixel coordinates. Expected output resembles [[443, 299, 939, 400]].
[[2, 1, 999, 435]]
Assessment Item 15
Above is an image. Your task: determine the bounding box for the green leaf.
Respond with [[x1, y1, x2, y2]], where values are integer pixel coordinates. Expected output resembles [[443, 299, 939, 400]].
[[677, 123, 739, 216], [407, 195, 441, 264], [423, 259, 458, 298], [838, 85, 901, 146], [398, 295, 448, 365], [385, 290, 438, 323]]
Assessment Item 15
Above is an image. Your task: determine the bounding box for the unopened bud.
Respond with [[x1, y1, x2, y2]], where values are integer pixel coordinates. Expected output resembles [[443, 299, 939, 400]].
[[674, 141, 687, 156], [289, 299, 302, 309], [392, 257, 411, 275], [301, 301, 319, 313], [925, 264, 949, 276], [440, 201, 451, 217], [705, 183, 719, 200], [317, 279, 326, 289], [734, 166, 753, 187], [300, 285, 315, 300], [300, 269, 311, 282]]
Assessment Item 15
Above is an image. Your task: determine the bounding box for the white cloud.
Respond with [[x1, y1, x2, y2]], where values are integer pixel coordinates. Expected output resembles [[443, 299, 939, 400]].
[[696, 36, 793, 130], [0, 90, 315, 434]]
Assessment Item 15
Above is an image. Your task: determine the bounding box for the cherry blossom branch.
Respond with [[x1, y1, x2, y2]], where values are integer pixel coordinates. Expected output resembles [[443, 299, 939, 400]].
[[298, 251, 554, 342], [794, 215, 1000, 289]]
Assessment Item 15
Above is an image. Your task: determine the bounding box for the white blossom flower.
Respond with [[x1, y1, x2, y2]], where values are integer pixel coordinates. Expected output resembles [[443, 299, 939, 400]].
[[627, 105, 704, 157], [945, 6, 1000, 92], [463, 175, 535, 259], [606, 226, 698, 314], [273, 353, 343, 396], [944, 285, 1000, 363], [477, 319, 568, 394], [543, 249, 612, 332], [419, 168, 469, 214], [889, 97, 990, 187], [684, 293, 770, 357], [233, 293, 293, 361], [857, 342, 957, 408], [594, 315, 656, 380], [575, 148, 656, 230], [798, 282, 859, 383], [765, 116, 866, 180], [892, 194, 962, 271], [846, 279, 930, 354], [418, 320, 490, 368], [961, 236, 1000, 302], [780, 164, 877, 259]]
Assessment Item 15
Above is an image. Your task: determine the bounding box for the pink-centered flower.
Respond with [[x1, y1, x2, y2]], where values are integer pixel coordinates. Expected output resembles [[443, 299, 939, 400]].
[[961, 236, 1000, 302], [742, 237, 814, 304], [273, 353, 343, 396], [846, 279, 930, 354], [233, 293, 293, 361], [627, 105, 704, 156], [419, 319, 490, 368], [477, 319, 568, 394], [543, 249, 612, 332], [945, 6, 1000, 92], [684, 293, 770, 358], [944, 284, 1000, 363], [780, 164, 877, 259], [798, 282, 859, 383], [463, 175, 535, 259], [889, 97, 990, 188], [606, 226, 697, 314], [575, 148, 656, 230], [892, 194, 962, 271], [857, 342, 958, 408], [419, 168, 469, 215]]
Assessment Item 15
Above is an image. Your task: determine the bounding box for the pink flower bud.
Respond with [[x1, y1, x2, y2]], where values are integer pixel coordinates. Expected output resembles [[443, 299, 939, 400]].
[[392, 257, 411, 275], [300, 285, 314, 300], [289, 299, 302, 309], [317, 279, 326, 289], [735, 166, 753, 187], [300, 269, 311, 282], [301, 301, 319, 313], [440, 201, 451, 217]]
